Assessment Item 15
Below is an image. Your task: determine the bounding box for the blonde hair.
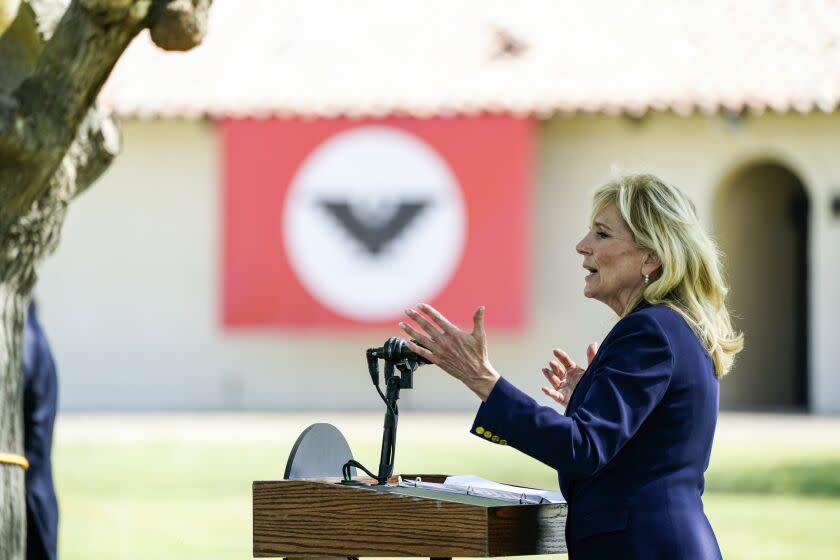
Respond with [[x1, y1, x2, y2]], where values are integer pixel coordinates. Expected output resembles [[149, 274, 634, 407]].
[[592, 174, 744, 377]]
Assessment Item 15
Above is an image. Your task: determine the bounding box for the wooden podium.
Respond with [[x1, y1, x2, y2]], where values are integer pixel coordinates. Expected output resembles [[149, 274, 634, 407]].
[[253, 475, 568, 558]]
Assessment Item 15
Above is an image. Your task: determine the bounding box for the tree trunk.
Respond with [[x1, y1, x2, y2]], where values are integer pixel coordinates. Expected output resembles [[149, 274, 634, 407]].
[[0, 1, 212, 558], [0, 287, 26, 560]]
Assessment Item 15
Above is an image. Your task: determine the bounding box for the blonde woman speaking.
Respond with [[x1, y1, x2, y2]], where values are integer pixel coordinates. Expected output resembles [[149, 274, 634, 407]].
[[399, 174, 743, 559]]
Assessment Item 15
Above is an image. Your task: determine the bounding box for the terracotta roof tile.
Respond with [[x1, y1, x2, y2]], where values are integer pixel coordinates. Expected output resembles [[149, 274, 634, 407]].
[[99, 0, 840, 118]]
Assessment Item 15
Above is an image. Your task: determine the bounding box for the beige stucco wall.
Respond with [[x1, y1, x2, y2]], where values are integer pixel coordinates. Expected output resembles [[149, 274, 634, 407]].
[[37, 112, 840, 412]]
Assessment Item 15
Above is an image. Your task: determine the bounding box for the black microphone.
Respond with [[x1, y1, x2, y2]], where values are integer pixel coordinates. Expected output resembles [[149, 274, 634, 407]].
[[368, 337, 431, 365]]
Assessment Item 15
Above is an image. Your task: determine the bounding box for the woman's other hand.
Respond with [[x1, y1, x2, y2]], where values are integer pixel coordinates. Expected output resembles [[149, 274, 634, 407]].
[[541, 342, 599, 407], [399, 303, 500, 401]]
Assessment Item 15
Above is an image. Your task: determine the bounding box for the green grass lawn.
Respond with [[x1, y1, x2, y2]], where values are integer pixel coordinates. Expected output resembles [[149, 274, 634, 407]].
[[53, 429, 840, 560]]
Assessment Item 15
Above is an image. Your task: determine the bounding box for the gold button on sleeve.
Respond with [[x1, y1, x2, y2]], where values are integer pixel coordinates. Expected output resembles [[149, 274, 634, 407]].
[[475, 426, 485, 435], [491, 435, 500, 443], [499, 439, 508, 446], [483, 431, 493, 438]]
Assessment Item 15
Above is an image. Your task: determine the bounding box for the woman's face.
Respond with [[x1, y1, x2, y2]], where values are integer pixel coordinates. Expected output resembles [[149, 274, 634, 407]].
[[576, 203, 650, 315]]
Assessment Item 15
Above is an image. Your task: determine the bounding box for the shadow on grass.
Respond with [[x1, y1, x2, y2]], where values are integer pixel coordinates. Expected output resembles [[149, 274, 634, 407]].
[[706, 460, 840, 497]]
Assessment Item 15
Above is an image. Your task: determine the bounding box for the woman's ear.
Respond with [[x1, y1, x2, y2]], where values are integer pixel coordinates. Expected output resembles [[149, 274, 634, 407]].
[[643, 251, 662, 277]]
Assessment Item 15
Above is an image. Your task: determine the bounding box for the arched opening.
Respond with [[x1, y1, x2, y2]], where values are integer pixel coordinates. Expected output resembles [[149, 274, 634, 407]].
[[714, 161, 809, 411]]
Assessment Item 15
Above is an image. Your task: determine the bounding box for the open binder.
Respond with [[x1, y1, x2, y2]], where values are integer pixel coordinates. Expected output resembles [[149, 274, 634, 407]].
[[398, 474, 565, 505]]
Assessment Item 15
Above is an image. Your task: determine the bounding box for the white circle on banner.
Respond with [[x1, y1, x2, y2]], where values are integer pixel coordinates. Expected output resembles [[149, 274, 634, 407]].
[[283, 125, 467, 321]]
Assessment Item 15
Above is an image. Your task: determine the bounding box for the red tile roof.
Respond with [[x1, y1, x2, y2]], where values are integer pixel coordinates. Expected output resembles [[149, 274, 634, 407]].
[[99, 0, 840, 119]]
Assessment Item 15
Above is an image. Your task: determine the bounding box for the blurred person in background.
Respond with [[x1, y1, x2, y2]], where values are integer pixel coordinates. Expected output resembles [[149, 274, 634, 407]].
[[400, 174, 743, 559], [23, 299, 59, 560]]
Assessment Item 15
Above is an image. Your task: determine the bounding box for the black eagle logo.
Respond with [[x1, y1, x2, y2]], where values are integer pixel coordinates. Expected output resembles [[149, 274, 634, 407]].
[[319, 200, 431, 256]]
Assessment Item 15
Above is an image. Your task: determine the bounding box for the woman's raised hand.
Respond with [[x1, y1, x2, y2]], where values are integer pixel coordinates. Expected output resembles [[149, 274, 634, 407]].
[[399, 303, 500, 401], [541, 342, 599, 407]]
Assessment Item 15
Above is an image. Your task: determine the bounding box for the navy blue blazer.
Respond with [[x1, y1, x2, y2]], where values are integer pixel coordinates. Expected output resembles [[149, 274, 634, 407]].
[[23, 302, 59, 560], [472, 303, 722, 559]]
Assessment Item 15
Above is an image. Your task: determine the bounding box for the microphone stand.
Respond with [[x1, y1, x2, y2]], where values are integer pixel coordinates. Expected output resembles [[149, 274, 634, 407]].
[[366, 341, 418, 485], [377, 362, 414, 484]]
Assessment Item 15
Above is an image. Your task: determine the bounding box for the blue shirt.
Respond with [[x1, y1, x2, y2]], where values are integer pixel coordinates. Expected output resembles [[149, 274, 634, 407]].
[[23, 302, 59, 560]]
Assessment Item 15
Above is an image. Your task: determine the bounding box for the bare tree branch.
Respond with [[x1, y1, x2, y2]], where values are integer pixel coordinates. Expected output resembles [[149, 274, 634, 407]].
[[0, 0, 144, 215], [70, 105, 122, 196], [149, 0, 210, 51], [0, 0, 211, 218]]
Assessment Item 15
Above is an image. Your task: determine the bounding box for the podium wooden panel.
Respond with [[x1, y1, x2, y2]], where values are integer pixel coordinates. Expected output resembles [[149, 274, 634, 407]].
[[253, 478, 567, 558]]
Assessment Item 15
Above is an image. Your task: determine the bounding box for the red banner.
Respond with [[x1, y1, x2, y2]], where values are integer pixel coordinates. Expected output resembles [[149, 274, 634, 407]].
[[223, 116, 532, 329]]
